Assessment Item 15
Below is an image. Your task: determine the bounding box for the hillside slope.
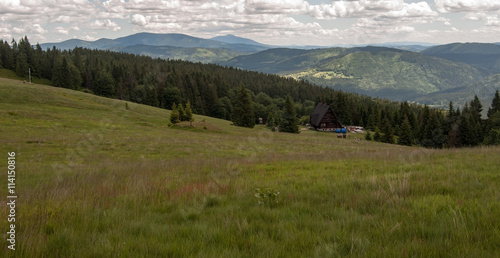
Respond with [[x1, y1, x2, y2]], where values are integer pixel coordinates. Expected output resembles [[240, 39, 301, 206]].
[[225, 46, 484, 100], [421, 43, 500, 74], [416, 73, 500, 109], [1, 77, 500, 257]]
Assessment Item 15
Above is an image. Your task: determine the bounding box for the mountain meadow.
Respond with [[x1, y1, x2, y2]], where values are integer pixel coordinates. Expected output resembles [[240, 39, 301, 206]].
[[1, 76, 500, 257]]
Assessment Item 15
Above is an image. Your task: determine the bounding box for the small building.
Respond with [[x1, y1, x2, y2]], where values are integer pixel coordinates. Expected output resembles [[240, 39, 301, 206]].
[[309, 102, 343, 131]]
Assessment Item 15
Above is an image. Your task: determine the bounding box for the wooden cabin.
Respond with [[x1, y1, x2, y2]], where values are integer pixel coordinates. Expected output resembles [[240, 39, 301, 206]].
[[309, 103, 343, 131]]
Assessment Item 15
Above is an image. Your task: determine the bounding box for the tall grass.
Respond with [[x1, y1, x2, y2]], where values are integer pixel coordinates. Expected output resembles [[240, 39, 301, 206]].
[[1, 77, 499, 257]]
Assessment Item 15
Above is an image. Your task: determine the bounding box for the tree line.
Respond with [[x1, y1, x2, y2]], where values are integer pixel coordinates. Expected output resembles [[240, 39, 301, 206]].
[[1, 36, 499, 147]]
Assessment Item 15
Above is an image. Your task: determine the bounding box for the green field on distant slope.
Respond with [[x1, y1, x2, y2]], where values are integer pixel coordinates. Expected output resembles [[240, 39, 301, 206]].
[[1, 77, 499, 257]]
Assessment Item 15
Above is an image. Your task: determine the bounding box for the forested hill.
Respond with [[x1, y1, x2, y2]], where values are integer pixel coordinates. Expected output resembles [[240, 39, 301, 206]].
[[2, 36, 500, 148], [421, 42, 500, 74], [1, 37, 385, 124], [224, 46, 484, 101]]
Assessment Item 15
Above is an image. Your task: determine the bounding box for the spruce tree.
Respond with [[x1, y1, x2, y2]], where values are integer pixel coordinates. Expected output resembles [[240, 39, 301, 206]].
[[177, 103, 185, 122], [381, 118, 395, 144], [373, 127, 382, 142], [398, 115, 413, 146], [488, 90, 500, 119], [170, 103, 180, 124], [231, 84, 255, 128], [280, 95, 299, 133], [184, 100, 194, 125]]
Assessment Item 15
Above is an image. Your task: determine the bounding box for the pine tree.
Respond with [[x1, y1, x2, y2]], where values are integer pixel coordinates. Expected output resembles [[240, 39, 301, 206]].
[[373, 127, 382, 142], [170, 103, 180, 124], [280, 95, 299, 133], [459, 109, 472, 146], [93, 70, 115, 97], [398, 115, 413, 146], [381, 118, 395, 144], [231, 84, 255, 128], [15, 51, 29, 78], [488, 90, 500, 119], [183, 100, 194, 125], [177, 103, 185, 122], [365, 131, 372, 141]]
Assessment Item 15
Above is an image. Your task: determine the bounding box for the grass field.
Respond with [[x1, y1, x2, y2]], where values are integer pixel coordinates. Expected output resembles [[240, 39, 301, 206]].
[[1, 76, 500, 257]]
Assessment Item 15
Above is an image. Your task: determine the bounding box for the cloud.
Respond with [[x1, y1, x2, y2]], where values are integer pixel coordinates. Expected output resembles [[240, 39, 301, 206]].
[[245, 0, 310, 14], [53, 25, 79, 35], [2, 0, 500, 46], [131, 14, 148, 26], [435, 0, 500, 13], [90, 19, 121, 31], [485, 15, 500, 26], [464, 12, 488, 21], [54, 26, 69, 35], [308, 1, 364, 19]]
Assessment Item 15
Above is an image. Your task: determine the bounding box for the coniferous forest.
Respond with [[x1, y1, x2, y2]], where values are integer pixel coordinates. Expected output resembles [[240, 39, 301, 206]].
[[2, 36, 500, 148]]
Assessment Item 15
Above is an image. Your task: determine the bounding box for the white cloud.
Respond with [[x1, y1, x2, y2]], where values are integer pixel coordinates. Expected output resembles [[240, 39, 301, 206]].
[[131, 14, 148, 26], [54, 26, 69, 35], [245, 0, 310, 14], [2, 0, 500, 46], [464, 12, 488, 21], [309, 1, 364, 19], [90, 19, 121, 31], [435, 0, 500, 13], [485, 15, 500, 26]]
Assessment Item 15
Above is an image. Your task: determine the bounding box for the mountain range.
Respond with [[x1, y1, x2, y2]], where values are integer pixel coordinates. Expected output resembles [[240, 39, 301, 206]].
[[41, 33, 271, 63], [41, 33, 500, 108]]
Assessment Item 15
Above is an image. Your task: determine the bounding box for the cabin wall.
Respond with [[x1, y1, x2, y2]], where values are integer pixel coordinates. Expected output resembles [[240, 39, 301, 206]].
[[317, 109, 342, 131]]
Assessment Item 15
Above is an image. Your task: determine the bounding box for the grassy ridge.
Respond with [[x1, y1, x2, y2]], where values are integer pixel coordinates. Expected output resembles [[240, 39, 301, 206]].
[[1, 77, 500, 257]]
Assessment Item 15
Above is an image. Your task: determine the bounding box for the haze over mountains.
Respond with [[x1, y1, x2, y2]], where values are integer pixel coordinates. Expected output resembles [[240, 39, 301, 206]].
[[41, 33, 500, 108]]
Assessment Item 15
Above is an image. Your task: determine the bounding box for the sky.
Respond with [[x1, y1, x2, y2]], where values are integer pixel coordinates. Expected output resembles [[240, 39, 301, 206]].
[[1, 0, 500, 46]]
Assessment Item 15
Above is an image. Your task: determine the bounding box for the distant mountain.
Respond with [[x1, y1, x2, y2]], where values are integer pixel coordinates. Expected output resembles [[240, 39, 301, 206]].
[[109, 44, 241, 63], [211, 34, 266, 46], [224, 46, 485, 100], [40, 32, 270, 55], [421, 43, 500, 74], [373, 44, 431, 52]]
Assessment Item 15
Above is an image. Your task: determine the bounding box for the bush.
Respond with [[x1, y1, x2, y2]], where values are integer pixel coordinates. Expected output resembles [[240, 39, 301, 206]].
[[255, 187, 280, 207]]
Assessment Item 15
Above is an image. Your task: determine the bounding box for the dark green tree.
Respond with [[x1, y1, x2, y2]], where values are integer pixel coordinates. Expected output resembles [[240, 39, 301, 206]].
[[266, 107, 283, 131], [381, 118, 395, 144], [231, 84, 255, 128], [398, 115, 413, 146], [52, 56, 70, 88], [280, 95, 299, 133], [94, 70, 115, 97], [373, 127, 382, 142], [15, 51, 29, 78], [161, 85, 183, 110], [487, 90, 500, 119]]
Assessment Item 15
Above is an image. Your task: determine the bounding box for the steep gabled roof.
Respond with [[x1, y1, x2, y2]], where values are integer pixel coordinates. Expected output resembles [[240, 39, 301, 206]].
[[310, 102, 331, 127]]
